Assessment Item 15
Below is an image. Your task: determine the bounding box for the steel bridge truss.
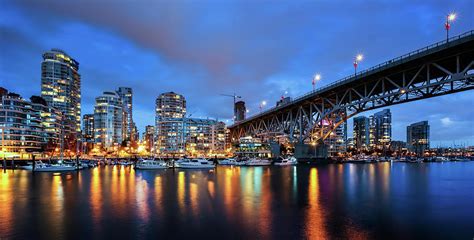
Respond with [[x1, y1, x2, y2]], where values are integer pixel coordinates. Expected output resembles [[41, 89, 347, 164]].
[[231, 49, 474, 144]]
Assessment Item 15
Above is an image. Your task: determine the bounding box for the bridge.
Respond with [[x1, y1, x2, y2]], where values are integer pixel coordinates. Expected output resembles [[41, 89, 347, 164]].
[[229, 30, 474, 159]]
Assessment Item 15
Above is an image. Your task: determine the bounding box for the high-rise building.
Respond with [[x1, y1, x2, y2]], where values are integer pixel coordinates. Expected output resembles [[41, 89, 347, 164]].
[[353, 116, 369, 150], [116, 87, 133, 141], [407, 121, 430, 156], [325, 119, 347, 155], [234, 101, 246, 122], [155, 92, 186, 155], [82, 114, 94, 142], [144, 125, 155, 152], [93, 91, 124, 150], [369, 109, 392, 149], [0, 89, 62, 158], [184, 118, 226, 156], [41, 49, 81, 135]]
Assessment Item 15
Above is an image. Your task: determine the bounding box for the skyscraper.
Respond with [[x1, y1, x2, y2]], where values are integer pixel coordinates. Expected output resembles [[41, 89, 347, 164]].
[[407, 121, 430, 156], [235, 101, 246, 122], [155, 92, 186, 155], [41, 49, 81, 135], [116, 87, 133, 141], [353, 116, 369, 150], [370, 109, 392, 149], [93, 91, 124, 149], [82, 114, 94, 142]]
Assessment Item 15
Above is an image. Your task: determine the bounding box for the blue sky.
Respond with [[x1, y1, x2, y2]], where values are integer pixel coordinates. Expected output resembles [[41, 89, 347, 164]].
[[1, 0, 473, 146]]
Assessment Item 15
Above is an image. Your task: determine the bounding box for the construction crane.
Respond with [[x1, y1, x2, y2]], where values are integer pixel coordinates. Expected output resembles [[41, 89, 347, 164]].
[[220, 93, 242, 123]]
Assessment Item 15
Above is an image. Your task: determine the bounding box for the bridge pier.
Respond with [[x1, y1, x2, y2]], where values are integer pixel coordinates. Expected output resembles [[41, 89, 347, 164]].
[[294, 141, 328, 162]]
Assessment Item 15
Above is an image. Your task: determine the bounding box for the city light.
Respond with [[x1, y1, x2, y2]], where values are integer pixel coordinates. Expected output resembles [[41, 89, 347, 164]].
[[353, 54, 364, 75], [445, 12, 457, 42], [312, 73, 321, 91]]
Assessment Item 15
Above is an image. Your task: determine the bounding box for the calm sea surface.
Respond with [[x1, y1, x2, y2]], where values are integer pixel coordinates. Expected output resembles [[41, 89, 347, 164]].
[[1, 162, 473, 239]]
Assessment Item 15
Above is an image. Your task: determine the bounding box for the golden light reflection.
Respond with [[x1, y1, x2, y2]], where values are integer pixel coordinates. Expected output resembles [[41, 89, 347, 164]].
[[177, 171, 185, 214], [207, 180, 215, 199], [90, 167, 102, 225], [154, 175, 163, 214], [50, 174, 65, 237], [190, 182, 198, 217], [0, 171, 13, 236], [136, 178, 149, 222], [305, 168, 328, 239]]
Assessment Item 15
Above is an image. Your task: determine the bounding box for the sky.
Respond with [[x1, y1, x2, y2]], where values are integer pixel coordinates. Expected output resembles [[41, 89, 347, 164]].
[[0, 0, 473, 146]]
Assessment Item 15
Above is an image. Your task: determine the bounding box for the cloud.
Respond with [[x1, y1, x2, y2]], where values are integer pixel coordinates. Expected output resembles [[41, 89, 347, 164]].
[[440, 117, 454, 126]]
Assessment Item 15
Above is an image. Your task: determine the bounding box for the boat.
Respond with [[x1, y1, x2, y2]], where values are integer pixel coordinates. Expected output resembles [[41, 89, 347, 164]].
[[178, 158, 215, 169], [218, 158, 237, 165], [433, 156, 449, 162], [24, 161, 76, 172], [454, 157, 470, 162], [135, 159, 168, 170], [274, 156, 298, 166], [245, 158, 272, 166]]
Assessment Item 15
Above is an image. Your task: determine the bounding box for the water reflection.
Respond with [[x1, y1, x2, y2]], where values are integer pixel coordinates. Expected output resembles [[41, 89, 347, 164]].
[[1, 162, 473, 239], [305, 168, 327, 239]]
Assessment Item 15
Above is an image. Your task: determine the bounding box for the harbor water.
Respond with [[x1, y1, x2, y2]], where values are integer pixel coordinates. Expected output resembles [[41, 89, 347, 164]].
[[1, 162, 473, 239]]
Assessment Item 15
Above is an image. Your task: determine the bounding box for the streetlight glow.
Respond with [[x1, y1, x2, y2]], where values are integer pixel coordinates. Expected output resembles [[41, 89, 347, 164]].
[[314, 74, 321, 81], [448, 13, 456, 21], [356, 54, 363, 61], [262, 100, 267, 106]]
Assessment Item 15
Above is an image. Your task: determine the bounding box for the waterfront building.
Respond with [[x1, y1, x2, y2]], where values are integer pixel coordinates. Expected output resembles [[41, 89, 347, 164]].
[[41, 49, 81, 135], [82, 114, 94, 153], [184, 118, 226, 156], [155, 92, 186, 155], [144, 125, 154, 152], [93, 91, 124, 150], [407, 121, 430, 156], [353, 116, 370, 150], [0, 89, 63, 158], [369, 109, 392, 149], [30, 96, 63, 154], [234, 101, 246, 122], [116, 87, 134, 142], [325, 119, 347, 155]]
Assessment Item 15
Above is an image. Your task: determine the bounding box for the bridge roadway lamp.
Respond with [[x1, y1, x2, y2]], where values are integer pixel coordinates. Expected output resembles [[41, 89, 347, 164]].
[[312, 74, 321, 91], [445, 13, 456, 42], [259, 101, 267, 113], [353, 54, 363, 75]]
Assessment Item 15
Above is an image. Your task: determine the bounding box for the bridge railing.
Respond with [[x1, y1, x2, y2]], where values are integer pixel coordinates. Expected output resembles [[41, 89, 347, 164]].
[[232, 30, 474, 127]]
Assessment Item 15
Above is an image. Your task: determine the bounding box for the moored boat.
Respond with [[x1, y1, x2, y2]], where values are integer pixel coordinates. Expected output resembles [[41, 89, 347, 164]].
[[178, 158, 215, 169], [135, 159, 168, 169], [245, 158, 272, 166], [274, 156, 298, 166]]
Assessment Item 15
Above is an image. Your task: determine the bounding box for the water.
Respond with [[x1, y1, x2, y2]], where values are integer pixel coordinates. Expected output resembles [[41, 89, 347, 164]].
[[1, 162, 473, 239]]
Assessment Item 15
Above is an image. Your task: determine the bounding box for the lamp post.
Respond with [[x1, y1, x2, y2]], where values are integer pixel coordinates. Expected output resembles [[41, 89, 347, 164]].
[[353, 54, 363, 75], [445, 13, 456, 42], [259, 101, 267, 113], [312, 74, 321, 92]]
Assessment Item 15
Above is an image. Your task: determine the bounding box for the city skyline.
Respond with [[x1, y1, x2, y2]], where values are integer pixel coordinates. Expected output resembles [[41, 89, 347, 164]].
[[1, 0, 473, 146]]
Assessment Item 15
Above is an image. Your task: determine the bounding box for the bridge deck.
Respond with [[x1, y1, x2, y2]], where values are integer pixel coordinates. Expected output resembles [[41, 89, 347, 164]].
[[230, 30, 474, 128]]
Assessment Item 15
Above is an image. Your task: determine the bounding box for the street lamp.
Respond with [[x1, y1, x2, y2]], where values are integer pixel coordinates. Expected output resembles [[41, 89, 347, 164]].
[[312, 74, 321, 91], [353, 54, 363, 75], [259, 101, 267, 113], [445, 13, 456, 42]]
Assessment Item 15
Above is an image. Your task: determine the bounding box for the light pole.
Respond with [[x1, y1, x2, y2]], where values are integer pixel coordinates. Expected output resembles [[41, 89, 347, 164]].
[[445, 13, 456, 42], [259, 101, 267, 113], [312, 74, 321, 92], [353, 54, 363, 75]]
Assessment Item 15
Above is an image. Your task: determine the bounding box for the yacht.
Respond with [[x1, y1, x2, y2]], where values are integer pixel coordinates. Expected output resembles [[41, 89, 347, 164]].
[[245, 158, 272, 166], [433, 156, 449, 162], [274, 156, 298, 166], [23, 161, 76, 172], [178, 158, 215, 169], [135, 159, 168, 170], [218, 158, 237, 165]]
